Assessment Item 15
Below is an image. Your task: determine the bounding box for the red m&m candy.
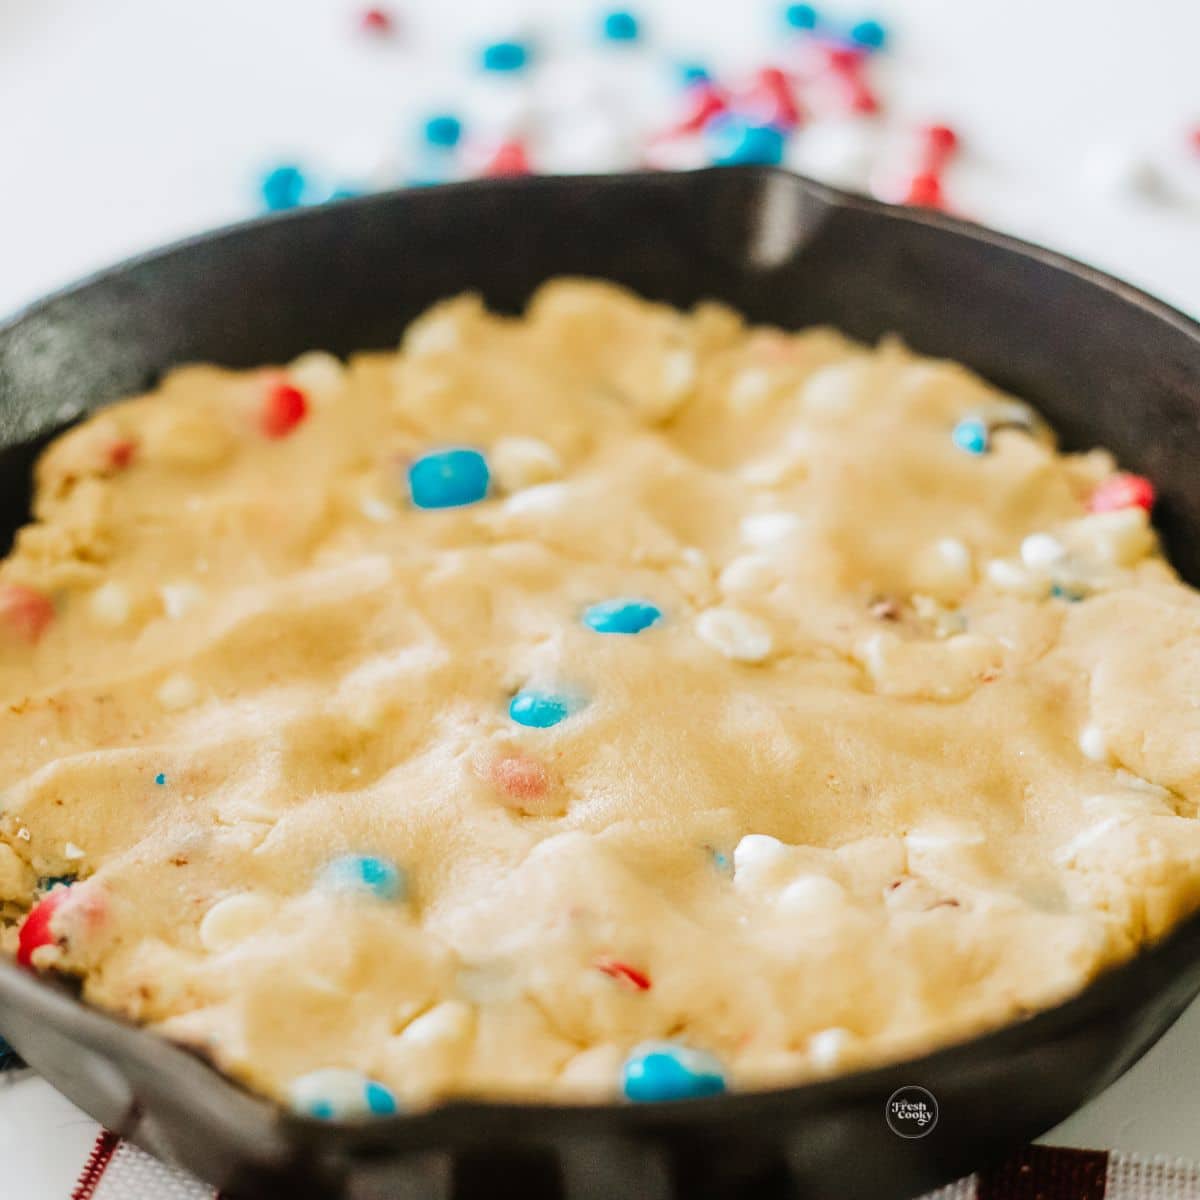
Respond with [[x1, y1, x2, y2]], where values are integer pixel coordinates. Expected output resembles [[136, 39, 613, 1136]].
[[1089, 473, 1156, 514], [902, 171, 945, 209], [0, 583, 55, 644], [261, 380, 309, 438], [17, 887, 73, 968]]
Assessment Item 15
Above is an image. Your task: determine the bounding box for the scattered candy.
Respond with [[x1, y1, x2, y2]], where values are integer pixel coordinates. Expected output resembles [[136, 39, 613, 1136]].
[[600, 10, 641, 43], [706, 114, 786, 167], [423, 115, 463, 149], [901, 171, 945, 210], [595, 957, 652, 990], [17, 885, 72, 968], [408, 448, 490, 509], [260, 164, 308, 212], [848, 18, 887, 50], [919, 123, 960, 173], [260, 380, 309, 438], [290, 1068, 399, 1119], [582, 598, 663, 635], [481, 40, 530, 73], [155, 773, 167, 786], [509, 689, 576, 728], [0, 583, 55, 644], [678, 63, 710, 86], [952, 416, 989, 455], [320, 854, 406, 901], [622, 1042, 727, 1102], [1089, 473, 1156, 514], [694, 606, 774, 663], [359, 7, 395, 36], [482, 138, 531, 177], [1079, 723, 1109, 763], [783, 3, 820, 30]]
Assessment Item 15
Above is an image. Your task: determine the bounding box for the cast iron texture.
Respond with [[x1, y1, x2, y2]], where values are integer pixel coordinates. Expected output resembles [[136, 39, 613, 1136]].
[[1, 168, 1199, 1200]]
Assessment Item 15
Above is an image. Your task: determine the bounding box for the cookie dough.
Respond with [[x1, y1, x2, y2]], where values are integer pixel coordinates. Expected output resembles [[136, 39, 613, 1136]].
[[2, 279, 1199, 1111]]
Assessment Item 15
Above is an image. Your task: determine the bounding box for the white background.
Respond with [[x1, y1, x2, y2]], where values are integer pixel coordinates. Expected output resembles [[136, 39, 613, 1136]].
[[1, 0, 1199, 1196]]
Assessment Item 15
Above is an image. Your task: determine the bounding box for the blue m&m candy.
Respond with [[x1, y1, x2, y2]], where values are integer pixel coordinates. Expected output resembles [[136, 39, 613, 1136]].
[[408, 449, 490, 509], [509, 690, 577, 728], [320, 854, 406, 901], [706, 115, 786, 167], [848, 17, 887, 49], [783, 2, 820, 29], [601, 9, 641, 42], [261, 164, 308, 211], [481, 40, 530, 72], [622, 1043, 727, 1102], [952, 416, 990, 456], [424, 114, 463, 148], [290, 1069, 399, 1120], [678, 62, 711, 86], [582, 599, 663, 635]]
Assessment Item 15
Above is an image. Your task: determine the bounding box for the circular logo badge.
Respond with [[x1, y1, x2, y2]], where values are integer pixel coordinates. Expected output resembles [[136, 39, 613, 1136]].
[[885, 1086, 939, 1139]]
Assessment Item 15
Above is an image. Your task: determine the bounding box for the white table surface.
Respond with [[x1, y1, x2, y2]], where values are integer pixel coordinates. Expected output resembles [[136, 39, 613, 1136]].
[[2, 0, 1199, 1195]]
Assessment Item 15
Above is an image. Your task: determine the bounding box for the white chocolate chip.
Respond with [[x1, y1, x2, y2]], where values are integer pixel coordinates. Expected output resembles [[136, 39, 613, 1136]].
[[159, 582, 205, 620], [503, 482, 570, 515], [727, 368, 772, 413], [777, 874, 846, 914], [287, 351, 345, 398], [358, 495, 397, 524], [986, 557, 1049, 599], [490, 436, 563, 493], [63, 842, 86, 861], [695, 607, 774, 663], [719, 554, 778, 594], [1079, 723, 1109, 763], [1020, 533, 1067, 572], [740, 512, 801, 547], [89, 581, 132, 628], [157, 673, 200, 712], [733, 834, 792, 888], [198, 892, 275, 951], [808, 1027, 856, 1072]]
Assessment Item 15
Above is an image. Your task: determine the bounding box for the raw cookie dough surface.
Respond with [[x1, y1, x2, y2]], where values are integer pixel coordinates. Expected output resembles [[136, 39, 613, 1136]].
[[2, 279, 1200, 1111]]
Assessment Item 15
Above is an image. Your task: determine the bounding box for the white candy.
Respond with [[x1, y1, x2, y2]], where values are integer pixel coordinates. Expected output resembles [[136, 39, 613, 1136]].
[[740, 511, 801, 547], [288, 351, 346, 398], [985, 557, 1049, 599], [1020, 533, 1067, 572], [490, 436, 563, 493], [396, 1001, 473, 1048], [63, 842, 86, 861], [160, 582, 205, 620], [1066, 508, 1154, 568], [157, 673, 199, 712], [777, 874, 846, 913], [199, 892, 275, 951], [502, 482, 570, 515], [719, 554, 778, 594], [89, 581, 131, 628], [733, 834, 791, 886], [695, 607, 774, 663], [1079, 723, 1109, 763]]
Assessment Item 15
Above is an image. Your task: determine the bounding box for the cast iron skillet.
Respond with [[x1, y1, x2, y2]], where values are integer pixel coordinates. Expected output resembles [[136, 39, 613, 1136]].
[[1, 168, 1200, 1200]]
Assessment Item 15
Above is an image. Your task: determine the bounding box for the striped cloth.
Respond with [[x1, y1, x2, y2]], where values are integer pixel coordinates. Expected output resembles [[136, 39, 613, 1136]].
[[65, 1134, 1200, 1200]]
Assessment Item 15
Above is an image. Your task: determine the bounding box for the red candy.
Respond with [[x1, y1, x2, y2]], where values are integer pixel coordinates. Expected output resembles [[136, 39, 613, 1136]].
[[595, 957, 652, 991], [919, 123, 960, 173], [1089, 473, 1156, 514], [670, 82, 729, 136], [902, 171, 945, 209], [749, 67, 804, 131], [483, 140, 531, 177], [0, 583, 55, 644], [260, 380, 309, 438], [105, 438, 137, 472], [489, 754, 548, 802], [17, 887, 71, 968], [360, 7, 395, 35]]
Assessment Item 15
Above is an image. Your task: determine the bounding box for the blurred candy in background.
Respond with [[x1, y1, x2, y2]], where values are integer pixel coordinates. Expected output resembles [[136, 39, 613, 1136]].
[[0, 0, 1197, 318]]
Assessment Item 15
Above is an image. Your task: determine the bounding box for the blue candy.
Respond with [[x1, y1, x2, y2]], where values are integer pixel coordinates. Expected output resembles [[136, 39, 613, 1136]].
[[706, 115, 786, 167], [783, 2, 820, 29], [261, 164, 308, 212], [678, 63, 711, 86], [509, 690, 576, 728], [408, 449, 490, 509], [583, 598, 663, 635], [320, 854, 406, 901], [481, 40, 530, 72], [952, 417, 990, 456], [848, 17, 887, 49], [154, 772, 166, 786], [1051, 582, 1086, 603], [290, 1069, 399, 1120], [424, 114, 463, 148], [601, 9, 641, 42], [622, 1043, 727, 1102]]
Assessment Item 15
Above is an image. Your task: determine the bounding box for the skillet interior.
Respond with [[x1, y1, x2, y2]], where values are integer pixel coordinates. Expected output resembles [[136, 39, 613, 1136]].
[[1, 167, 1200, 1200]]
